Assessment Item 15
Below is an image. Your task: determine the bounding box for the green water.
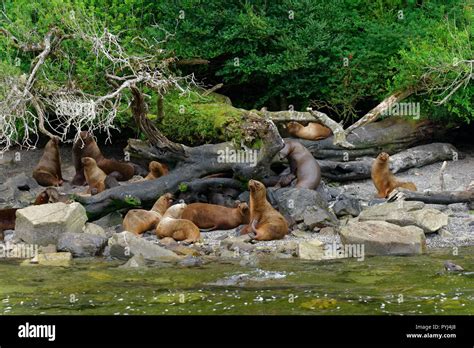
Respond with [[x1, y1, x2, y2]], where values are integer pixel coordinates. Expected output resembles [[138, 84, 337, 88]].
[[1, 247, 473, 315]]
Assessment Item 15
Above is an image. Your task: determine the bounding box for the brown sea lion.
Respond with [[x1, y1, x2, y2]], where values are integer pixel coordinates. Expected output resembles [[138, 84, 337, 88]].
[[72, 131, 134, 185], [371, 152, 417, 198], [32, 137, 63, 187], [122, 193, 174, 235], [240, 180, 288, 241], [181, 202, 250, 230], [155, 203, 201, 243], [144, 161, 168, 180], [82, 157, 107, 195], [286, 121, 332, 141], [279, 139, 321, 189], [0, 208, 17, 241]]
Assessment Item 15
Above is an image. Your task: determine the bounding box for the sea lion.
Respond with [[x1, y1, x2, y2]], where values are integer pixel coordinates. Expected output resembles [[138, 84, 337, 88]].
[[72, 131, 134, 185], [286, 121, 332, 141], [82, 157, 107, 195], [0, 208, 17, 241], [279, 139, 321, 189], [144, 161, 168, 180], [181, 202, 250, 230], [34, 187, 71, 205], [32, 137, 63, 187], [155, 203, 201, 243], [371, 152, 417, 198], [240, 180, 288, 241], [122, 193, 174, 235]]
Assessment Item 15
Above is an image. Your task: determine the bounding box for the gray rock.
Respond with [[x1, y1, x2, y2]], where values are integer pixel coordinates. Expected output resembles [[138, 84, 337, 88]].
[[273, 187, 338, 230], [297, 239, 325, 260], [92, 211, 123, 229], [178, 256, 203, 267], [340, 220, 426, 255], [359, 202, 448, 233], [5, 173, 39, 191], [119, 254, 147, 268], [57, 232, 107, 257], [108, 231, 180, 262], [83, 223, 107, 238], [0, 184, 16, 205], [15, 203, 88, 246], [331, 194, 362, 217], [448, 203, 469, 212]]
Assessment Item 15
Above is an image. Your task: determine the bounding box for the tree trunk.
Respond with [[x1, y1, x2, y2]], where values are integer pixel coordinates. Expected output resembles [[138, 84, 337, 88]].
[[401, 190, 474, 205], [318, 142, 458, 181]]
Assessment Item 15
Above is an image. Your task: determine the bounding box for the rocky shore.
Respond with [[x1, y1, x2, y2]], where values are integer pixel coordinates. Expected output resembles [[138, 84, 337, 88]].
[[0, 146, 473, 268]]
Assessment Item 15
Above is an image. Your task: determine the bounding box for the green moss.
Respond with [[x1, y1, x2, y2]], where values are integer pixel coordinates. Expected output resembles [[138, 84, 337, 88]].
[[178, 183, 188, 192]]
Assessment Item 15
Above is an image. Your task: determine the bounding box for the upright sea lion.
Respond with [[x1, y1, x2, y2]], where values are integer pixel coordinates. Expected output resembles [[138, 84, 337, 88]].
[[240, 180, 288, 241], [279, 139, 321, 189], [144, 161, 168, 180], [123, 193, 174, 235], [82, 157, 107, 195], [181, 202, 250, 230], [286, 121, 332, 141], [155, 203, 201, 243], [371, 152, 417, 198], [72, 131, 134, 185], [32, 137, 63, 187]]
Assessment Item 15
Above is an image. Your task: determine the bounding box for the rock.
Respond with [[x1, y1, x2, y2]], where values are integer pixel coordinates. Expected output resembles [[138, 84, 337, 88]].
[[340, 221, 426, 255], [298, 239, 325, 260], [39, 244, 57, 253], [318, 227, 336, 236], [57, 232, 107, 257], [92, 211, 123, 229], [425, 204, 449, 212], [276, 240, 298, 255], [219, 248, 239, 259], [239, 253, 259, 267], [0, 184, 16, 205], [5, 173, 38, 191], [291, 230, 313, 238], [119, 254, 147, 268], [36, 252, 72, 266], [438, 228, 453, 238], [359, 202, 448, 233], [166, 244, 201, 256], [331, 194, 362, 217], [448, 203, 469, 212], [178, 256, 203, 267], [15, 203, 88, 246], [108, 231, 180, 262], [83, 223, 107, 238], [273, 188, 338, 230], [2, 230, 16, 243]]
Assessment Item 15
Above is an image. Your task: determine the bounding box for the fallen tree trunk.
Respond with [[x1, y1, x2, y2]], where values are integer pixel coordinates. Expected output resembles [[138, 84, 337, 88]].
[[401, 190, 474, 204], [298, 117, 447, 160], [319, 143, 458, 181]]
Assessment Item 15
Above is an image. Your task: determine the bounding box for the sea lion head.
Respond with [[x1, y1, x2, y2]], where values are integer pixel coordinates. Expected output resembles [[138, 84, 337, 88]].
[[286, 121, 302, 134], [377, 152, 390, 162], [149, 161, 165, 176], [237, 202, 250, 220], [81, 157, 96, 167], [165, 203, 187, 219], [78, 131, 94, 145], [248, 179, 266, 199], [155, 192, 174, 211]]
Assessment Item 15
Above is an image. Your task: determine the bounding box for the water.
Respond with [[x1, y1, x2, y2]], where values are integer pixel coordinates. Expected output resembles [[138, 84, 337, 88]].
[[1, 247, 473, 315]]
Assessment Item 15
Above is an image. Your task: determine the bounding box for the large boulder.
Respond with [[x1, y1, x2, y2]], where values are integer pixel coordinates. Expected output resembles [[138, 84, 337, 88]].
[[297, 239, 325, 260], [272, 188, 338, 230], [340, 220, 426, 256], [57, 232, 107, 257], [108, 231, 180, 262], [359, 202, 448, 233], [15, 203, 87, 246], [331, 194, 362, 217]]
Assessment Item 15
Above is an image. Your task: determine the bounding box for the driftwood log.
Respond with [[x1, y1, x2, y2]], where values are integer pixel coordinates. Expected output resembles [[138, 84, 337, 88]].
[[396, 190, 474, 204], [319, 142, 459, 181]]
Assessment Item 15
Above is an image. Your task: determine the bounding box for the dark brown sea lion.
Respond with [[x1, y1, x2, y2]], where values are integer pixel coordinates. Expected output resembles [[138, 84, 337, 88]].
[[144, 161, 168, 180], [181, 202, 250, 230], [32, 137, 63, 187]]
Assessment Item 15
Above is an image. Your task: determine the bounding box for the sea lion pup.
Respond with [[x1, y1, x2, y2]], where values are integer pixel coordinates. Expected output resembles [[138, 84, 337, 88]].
[[123, 193, 174, 235], [82, 157, 107, 195], [181, 202, 250, 230], [155, 203, 201, 243], [371, 152, 417, 198], [144, 161, 168, 180], [240, 180, 288, 241], [279, 139, 321, 189], [72, 131, 134, 185], [32, 137, 64, 187], [34, 187, 71, 205], [286, 121, 332, 141]]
